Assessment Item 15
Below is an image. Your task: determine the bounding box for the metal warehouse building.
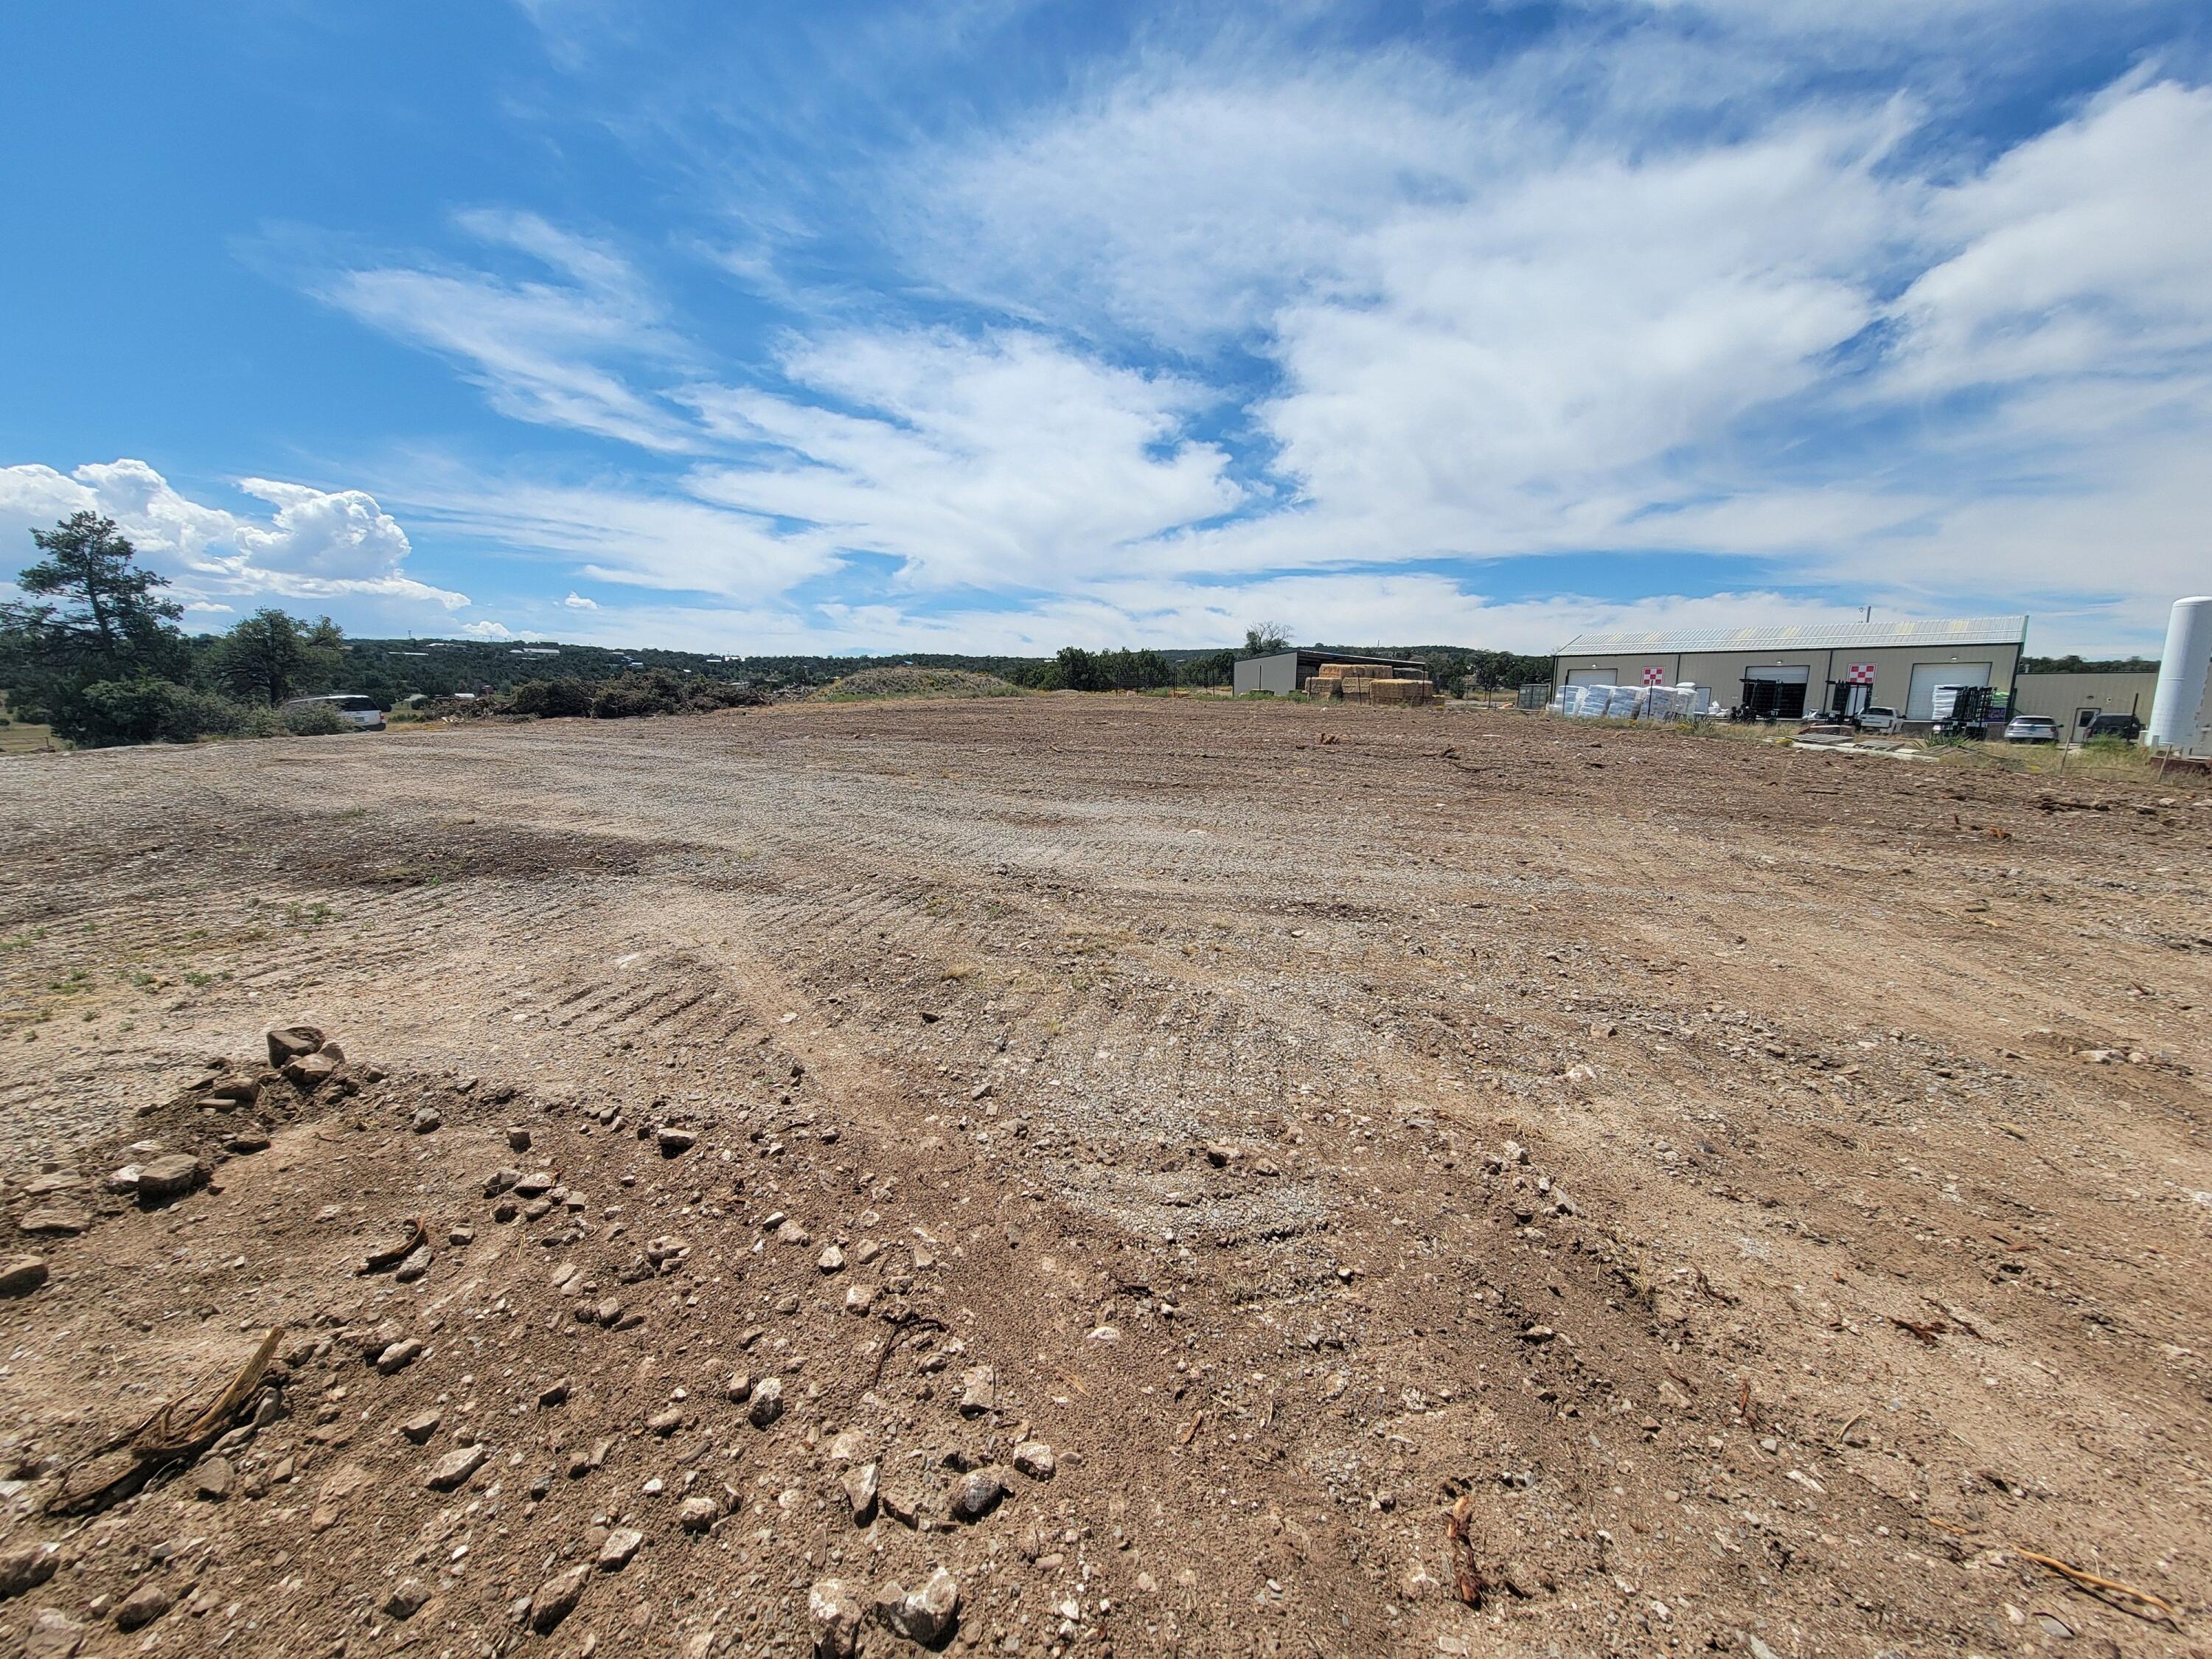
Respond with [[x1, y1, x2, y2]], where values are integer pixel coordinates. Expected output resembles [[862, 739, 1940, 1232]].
[[1551, 616, 2028, 723], [1234, 648, 1427, 697], [2011, 670, 2158, 739]]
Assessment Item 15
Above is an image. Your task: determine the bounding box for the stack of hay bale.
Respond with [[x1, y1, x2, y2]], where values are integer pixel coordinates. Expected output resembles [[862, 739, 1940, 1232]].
[[1366, 675, 1436, 705], [1301, 662, 1435, 704]]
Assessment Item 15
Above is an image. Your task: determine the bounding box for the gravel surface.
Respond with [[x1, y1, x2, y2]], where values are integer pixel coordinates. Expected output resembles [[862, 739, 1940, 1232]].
[[0, 698, 2205, 1655]]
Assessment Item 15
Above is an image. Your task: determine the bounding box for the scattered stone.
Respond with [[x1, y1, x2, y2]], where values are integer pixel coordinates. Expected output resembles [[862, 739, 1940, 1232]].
[[24, 1608, 83, 1659], [393, 1245, 434, 1283], [0, 1540, 60, 1599], [724, 1371, 753, 1403], [114, 1581, 174, 1632], [539, 1377, 571, 1408], [483, 1166, 521, 1197], [1012, 1441, 1056, 1481], [880, 1482, 928, 1528], [493, 1200, 518, 1222], [383, 1579, 430, 1620], [1203, 1142, 1240, 1167], [202, 1076, 260, 1107], [647, 1408, 683, 1436], [809, 1578, 866, 1658], [841, 1461, 880, 1523], [513, 1170, 557, 1198], [399, 1411, 442, 1444], [448, 1222, 474, 1246], [507, 1126, 532, 1152], [873, 1568, 960, 1646], [818, 1244, 846, 1273], [1517, 1326, 1556, 1344], [14, 1208, 86, 1237], [597, 1528, 643, 1572], [949, 1468, 1006, 1521], [957, 1366, 997, 1416], [282, 1051, 339, 1089], [0, 1256, 48, 1297], [375, 1339, 423, 1374], [748, 1377, 785, 1428], [656, 1127, 695, 1158], [265, 1025, 324, 1067], [133, 1153, 206, 1203], [223, 1127, 271, 1155], [195, 1455, 235, 1501], [411, 1107, 442, 1135], [527, 1565, 590, 1635], [105, 1166, 142, 1195], [21, 1173, 77, 1197], [844, 1282, 877, 1315], [678, 1495, 720, 1531], [595, 1296, 622, 1327], [424, 1444, 489, 1492]]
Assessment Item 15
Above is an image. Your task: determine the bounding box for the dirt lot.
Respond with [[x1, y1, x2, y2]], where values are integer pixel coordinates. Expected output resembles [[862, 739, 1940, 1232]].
[[0, 697, 2206, 1659]]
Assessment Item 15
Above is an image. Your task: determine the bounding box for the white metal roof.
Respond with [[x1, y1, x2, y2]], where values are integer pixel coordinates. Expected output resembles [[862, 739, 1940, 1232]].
[[1555, 616, 2028, 655]]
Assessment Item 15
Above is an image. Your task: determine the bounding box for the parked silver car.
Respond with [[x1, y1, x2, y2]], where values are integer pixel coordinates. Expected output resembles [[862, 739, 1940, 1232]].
[[2003, 714, 2060, 744]]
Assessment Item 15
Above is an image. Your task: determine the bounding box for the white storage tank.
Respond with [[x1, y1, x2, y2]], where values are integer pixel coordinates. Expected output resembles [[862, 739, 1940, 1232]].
[[2147, 597, 2212, 756]]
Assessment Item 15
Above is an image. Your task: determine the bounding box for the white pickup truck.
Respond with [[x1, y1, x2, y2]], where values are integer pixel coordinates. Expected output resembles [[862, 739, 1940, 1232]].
[[1857, 706, 1902, 733]]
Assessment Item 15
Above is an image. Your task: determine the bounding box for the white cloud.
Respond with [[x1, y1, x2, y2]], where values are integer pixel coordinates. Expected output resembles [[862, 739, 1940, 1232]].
[[230, 478, 414, 577], [1888, 77, 2212, 392], [563, 590, 599, 608], [681, 330, 1239, 590], [237, 16, 2208, 658], [459, 619, 515, 639], [311, 211, 698, 451], [0, 459, 472, 629]]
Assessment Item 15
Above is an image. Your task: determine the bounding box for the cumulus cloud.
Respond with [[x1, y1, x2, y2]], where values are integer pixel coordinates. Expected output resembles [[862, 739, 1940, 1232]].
[[0, 459, 472, 627], [459, 619, 515, 639], [563, 591, 599, 608]]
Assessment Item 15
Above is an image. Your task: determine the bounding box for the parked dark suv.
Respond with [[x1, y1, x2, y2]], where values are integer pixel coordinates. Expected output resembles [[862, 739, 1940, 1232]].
[[2084, 712, 2142, 741]]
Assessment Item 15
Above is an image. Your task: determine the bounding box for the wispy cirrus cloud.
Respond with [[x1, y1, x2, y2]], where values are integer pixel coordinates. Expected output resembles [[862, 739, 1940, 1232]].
[[308, 210, 700, 452]]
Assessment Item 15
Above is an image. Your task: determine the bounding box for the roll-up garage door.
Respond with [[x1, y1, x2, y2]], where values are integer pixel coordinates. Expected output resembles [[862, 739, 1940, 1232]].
[[1906, 661, 1990, 722], [1566, 668, 1617, 686], [1742, 664, 1809, 719]]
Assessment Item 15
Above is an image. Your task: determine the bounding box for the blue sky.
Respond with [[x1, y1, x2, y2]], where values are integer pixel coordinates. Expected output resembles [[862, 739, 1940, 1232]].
[[2, 1, 2206, 655]]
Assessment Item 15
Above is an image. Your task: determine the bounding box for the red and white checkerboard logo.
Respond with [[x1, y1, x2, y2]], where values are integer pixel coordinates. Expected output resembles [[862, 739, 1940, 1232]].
[[1846, 662, 1875, 686], [1641, 666, 1666, 685]]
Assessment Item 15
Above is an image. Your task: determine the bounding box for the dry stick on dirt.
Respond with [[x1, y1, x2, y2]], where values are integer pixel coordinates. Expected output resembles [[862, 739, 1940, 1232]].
[[51, 1325, 284, 1513], [1446, 1492, 1490, 1607], [1889, 1315, 1946, 1345], [358, 1216, 428, 1273], [2014, 1551, 2178, 1624]]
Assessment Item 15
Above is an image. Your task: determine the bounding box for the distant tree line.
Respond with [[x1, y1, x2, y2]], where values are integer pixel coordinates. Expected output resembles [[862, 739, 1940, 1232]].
[[2020, 654, 2158, 675]]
